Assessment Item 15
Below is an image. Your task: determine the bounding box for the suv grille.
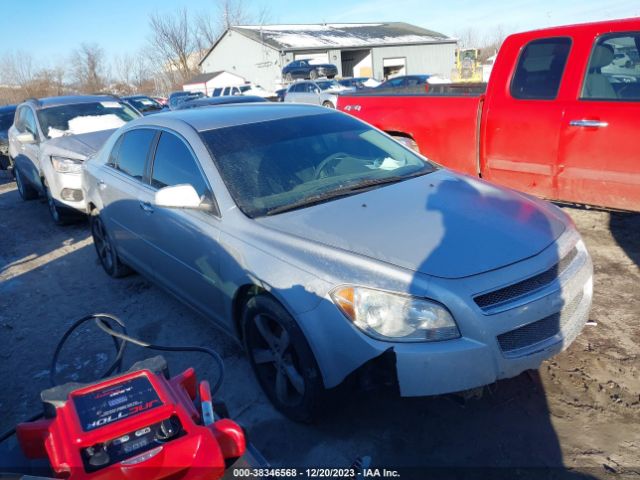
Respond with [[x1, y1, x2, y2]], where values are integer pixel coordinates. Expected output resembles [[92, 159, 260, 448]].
[[475, 247, 578, 310], [497, 292, 584, 354]]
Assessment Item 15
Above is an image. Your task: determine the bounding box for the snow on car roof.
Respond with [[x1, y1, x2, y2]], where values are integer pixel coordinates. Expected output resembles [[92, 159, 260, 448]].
[[231, 22, 453, 50]]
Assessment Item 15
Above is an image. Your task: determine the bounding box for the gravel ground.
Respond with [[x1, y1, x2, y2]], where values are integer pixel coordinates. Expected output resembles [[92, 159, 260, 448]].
[[0, 171, 638, 478]]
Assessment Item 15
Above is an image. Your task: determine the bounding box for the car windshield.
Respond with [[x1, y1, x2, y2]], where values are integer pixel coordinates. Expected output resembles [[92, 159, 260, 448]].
[[316, 80, 341, 90], [0, 111, 14, 131], [200, 112, 435, 217], [37, 101, 140, 139], [127, 97, 163, 113]]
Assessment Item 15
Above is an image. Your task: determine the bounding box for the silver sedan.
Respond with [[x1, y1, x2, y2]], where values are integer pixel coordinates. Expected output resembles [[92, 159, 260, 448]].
[[83, 104, 593, 421]]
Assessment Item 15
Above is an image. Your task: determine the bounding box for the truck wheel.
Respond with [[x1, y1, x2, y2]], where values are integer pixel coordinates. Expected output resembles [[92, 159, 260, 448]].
[[322, 101, 335, 109], [242, 294, 325, 423], [44, 180, 74, 225], [14, 167, 38, 201], [90, 210, 132, 278]]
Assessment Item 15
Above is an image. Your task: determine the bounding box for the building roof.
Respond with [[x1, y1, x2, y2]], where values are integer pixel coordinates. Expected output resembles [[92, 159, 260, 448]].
[[183, 71, 225, 85], [231, 22, 453, 51]]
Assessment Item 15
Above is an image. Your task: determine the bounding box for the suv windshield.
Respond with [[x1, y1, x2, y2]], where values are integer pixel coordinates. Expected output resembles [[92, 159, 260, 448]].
[[200, 112, 435, 217], [37, 101, 139, 139]]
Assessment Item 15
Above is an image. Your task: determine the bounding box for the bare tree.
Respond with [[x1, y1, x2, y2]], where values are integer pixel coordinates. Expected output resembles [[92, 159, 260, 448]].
[[455, 27, 480, 49], [148, 8, 198, 87], [71, 43, 107, 93]]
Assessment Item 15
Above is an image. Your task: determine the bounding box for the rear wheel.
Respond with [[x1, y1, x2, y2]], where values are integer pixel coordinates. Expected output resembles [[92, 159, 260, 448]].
[[14, 167, 38, 200], [90, 210, 132, 278], [242, 294, 325, 422]]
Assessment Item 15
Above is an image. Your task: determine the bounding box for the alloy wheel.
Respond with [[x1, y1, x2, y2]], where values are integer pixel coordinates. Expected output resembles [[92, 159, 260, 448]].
[[91, 216, 114, 272], [248, 313, 306, 406]]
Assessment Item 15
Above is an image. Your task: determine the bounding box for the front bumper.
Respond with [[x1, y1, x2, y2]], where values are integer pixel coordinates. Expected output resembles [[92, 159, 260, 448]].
[[48, 171, 88, 212], [297, 232, 593, 395]]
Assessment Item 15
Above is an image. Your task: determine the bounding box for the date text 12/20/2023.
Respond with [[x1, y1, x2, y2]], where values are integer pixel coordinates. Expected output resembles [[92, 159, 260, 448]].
[[231, 468, 401, 478]]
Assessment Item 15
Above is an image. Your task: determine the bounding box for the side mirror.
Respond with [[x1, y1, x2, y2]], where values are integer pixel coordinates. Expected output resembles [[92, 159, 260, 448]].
[[155, 184, 202, 209], [16, 132, 36, 144]]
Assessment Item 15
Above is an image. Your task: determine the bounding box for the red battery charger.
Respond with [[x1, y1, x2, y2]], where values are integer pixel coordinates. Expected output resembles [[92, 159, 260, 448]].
[[15, 356, 245, 479]]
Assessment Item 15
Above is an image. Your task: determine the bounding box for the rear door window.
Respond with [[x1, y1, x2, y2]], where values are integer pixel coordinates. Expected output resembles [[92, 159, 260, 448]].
[[511, 37, 571, 100], [212, 88, 222, 97], [581, 33, 640, 101], [113, 129, 156, 181], [150, 132, 208, 197]]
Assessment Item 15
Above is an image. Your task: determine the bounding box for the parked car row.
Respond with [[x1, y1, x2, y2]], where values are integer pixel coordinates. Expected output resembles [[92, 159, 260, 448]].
[[0, 104, 16, 170], [5, 85, 593, 421]]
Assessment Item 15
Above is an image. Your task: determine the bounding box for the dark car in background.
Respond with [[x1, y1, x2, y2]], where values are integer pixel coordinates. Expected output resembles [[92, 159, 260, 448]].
[[374, 74, 431, 92], [168, 91, 206, 110], [338, 77, 379, 89], [123, 95, 167, 115], [175, 95, 267, 110], [0, 105, 17, 170], [282, 60, 338, 81]]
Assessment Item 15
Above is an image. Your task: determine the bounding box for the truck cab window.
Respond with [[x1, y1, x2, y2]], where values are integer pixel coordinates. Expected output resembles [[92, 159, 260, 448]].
[[511, 37, 571, 100], [581, 33, 640, 101]]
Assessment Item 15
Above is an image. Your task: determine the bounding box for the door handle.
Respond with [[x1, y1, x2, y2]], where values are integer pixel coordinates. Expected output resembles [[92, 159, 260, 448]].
[[139, 201, 154, 213], [97, 179, 106, 190], [569, 119, 608, 128]]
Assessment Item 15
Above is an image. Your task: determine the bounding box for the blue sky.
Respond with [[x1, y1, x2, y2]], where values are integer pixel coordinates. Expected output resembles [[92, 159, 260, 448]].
[[1, 0, 638, 65]]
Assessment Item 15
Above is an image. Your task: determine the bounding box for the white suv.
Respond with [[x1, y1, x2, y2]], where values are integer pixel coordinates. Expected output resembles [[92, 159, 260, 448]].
[[8, 95, 140, 224]]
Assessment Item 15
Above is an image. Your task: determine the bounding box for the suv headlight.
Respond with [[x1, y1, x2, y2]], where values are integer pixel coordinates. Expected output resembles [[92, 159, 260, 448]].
[[330, 286, 460, 342], [51, 156, 83, 174]]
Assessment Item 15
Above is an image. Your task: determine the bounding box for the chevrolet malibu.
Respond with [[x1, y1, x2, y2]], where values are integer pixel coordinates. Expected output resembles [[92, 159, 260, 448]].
[[83, 104, 593, 421]]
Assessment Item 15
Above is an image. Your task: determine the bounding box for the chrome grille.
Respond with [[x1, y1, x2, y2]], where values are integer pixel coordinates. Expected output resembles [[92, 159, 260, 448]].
[[475, 247, 578, 310], [497, 291, 584, 354]]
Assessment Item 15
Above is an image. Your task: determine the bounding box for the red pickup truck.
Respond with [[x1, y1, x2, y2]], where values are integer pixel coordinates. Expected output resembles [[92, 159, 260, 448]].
[[338, 18, 640, 212]]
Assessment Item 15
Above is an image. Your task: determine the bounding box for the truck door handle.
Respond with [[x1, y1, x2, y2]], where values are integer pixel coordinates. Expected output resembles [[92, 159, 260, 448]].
[[139, 201, 154, 213], [569, 119, 608, 128]]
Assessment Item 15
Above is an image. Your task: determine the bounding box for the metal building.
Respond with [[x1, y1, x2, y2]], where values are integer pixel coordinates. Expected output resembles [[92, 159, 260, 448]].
[[199, 23, 457, 92]]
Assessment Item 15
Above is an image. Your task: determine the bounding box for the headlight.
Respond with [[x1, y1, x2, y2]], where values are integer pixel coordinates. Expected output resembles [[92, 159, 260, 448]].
[[51, 156, 83, 174], [330, 286, 460, 342]]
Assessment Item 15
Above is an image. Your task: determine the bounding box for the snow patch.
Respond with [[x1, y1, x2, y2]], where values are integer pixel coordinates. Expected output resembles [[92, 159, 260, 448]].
[[48, 114, 126, 138]]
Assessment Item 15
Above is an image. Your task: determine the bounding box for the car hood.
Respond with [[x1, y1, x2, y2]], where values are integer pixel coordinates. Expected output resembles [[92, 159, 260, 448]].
[[42, 129, 116, 160], [257, 170, 567, 279]]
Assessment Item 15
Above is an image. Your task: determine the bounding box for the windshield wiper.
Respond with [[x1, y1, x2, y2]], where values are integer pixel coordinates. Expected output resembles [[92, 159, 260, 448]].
[[264, 170, 430, 216]]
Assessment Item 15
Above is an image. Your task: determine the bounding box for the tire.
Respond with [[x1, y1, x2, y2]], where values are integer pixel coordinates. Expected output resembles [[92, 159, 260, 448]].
[[322, 101, 335, 109], [14, 167, 38, 200], [309, 69, 318, 80], [242, 294, 325, 422], [90, 210, 132, 278], [43, 179, 74, 225]]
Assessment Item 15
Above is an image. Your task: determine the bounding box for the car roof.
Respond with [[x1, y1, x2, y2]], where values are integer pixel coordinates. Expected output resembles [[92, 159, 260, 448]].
[[24, 95, 121, 110], [123, 95, 150, 100], [131, 103, 335, 132]]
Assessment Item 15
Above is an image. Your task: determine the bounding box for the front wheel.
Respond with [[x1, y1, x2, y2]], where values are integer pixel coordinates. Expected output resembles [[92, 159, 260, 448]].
[[242, 294, 325, 422], [90, 210, 132, 278], [14, 167, 38, 200], [322, 101, 335, 109], [44, 180, 74, 225]]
